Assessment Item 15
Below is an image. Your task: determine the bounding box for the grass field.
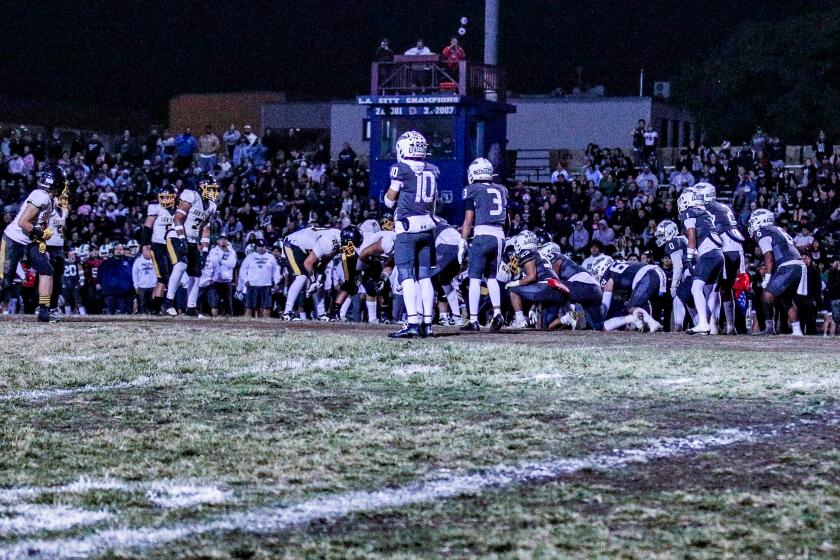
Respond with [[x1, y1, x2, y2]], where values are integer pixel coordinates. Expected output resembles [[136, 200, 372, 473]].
[[0, 318, 838, 559]]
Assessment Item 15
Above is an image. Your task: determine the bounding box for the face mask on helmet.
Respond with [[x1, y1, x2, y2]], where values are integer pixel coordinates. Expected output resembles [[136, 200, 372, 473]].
[[200, 180, 219, 201], [158, 190, 176, 208], [503, 245, 520, 276], [380, 215, 395, 231], [654, 221, 677, 247]]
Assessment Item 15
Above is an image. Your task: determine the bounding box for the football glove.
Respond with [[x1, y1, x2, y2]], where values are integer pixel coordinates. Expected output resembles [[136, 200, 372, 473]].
[[29, 226, 45, 241], [42, 227, 53, 241], [376, 271, 390, 293], [37, 241, 47, 254], [761, 274, 771, 289]]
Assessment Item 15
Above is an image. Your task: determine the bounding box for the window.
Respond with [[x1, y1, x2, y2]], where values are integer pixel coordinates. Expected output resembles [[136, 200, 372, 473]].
[[378, 116, 456, 160], [362, 119, 371, 141]]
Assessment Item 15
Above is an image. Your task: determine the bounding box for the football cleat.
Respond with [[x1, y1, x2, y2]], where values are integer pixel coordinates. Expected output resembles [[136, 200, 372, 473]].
[[724, 326, 737, 335], [460, 321, 480, 332], [646, 319, 663, 333], [489, 313, 504, 333], [419, 323, 434, 338], [709, 322, 720, 335], [546, 278, 570, 295], [49, 308, 63, 322], [36, 306, 53, 323], [281, 312, 294, 322], [508, 316, 528, 329], [684, 326, 710, 335], [389, 323, 421, 339], [165, 306, 178, 317], [752, 328, 776, 336], [317, 314, 331, 322], [185, 308, 198, 317]]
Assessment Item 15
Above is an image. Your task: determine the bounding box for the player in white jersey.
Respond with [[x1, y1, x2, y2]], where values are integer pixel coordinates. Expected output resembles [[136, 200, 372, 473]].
[[357, 229, 397, 323], [281, 225, 361, 321], [45, 191, 70, 318], [164, 176, 218, 317], [142, 185, 177, 313], [1, 167, 67, 322]]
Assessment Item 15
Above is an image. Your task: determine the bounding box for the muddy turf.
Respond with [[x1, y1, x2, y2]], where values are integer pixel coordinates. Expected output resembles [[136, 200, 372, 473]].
[[0, 317, 837, 559]]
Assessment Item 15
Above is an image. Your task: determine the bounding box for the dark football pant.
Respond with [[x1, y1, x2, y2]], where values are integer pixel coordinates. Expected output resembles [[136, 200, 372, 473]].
[[628, 270, 665, 309], [719, 250, 742, 292], [566, 281, 604, 330], [167, 238, 202, 277], [431, 244, 460, 298], [151, 243, 172, 284], [47, 247, 65, 309], [0, 234, 52, 304], [468, 235, 502, 279], [509, 282, 567, 305], [691, 249, 724, 285], [766, 264, 803, 300], [395, 231, 436, 282]]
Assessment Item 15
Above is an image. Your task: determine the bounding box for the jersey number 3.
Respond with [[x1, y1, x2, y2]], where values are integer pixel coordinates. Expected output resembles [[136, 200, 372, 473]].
[[486, 187, 504, 216], [414, 171, 436, 203]]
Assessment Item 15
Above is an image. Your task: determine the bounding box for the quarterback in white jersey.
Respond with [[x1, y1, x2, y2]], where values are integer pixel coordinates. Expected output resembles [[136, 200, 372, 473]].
[[1, 167, 67, 322], [164, 176, 219, 317]]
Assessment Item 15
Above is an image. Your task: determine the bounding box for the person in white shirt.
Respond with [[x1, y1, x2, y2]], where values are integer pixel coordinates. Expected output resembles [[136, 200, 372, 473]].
[[404, 39, 432, 56], [550, 164, 569, 185], [643, 125, 659, 161], [132, 246, 158, 313], [793, 227, 814, 250], [238, 239, 280, 318], [404, 39, 434, 90], [207, 234, 238, 316]]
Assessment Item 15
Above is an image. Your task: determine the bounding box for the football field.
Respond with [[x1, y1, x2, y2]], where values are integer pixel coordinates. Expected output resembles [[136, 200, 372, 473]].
[[0, 318, 838, 559]]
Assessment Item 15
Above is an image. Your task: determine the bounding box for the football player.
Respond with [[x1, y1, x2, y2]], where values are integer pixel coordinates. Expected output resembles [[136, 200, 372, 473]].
[[62, 249, 84, 315], [143, 185, 177, 313], [384, 131, 440, 339], [696, 182, 745, 334], [0, 167, 67, 322], [748, 209, 806, 336], [503, 231, 570, 323], [325, 227, 365, 321], [677, 188, 724, 335], [281, 225, 361, 321], [164, 177, 218, 317], [46, 186, 70, 319], [358, 225, 397, 323], [539, 242, 604, 330], [590, 255, 664, 332], [431, 218, 465, 327], [655, 220, 693, 331], [461, 157, 508, 332]]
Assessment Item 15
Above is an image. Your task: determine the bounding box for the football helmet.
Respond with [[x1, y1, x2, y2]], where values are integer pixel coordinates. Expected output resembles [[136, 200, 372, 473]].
[[654, 220, 679, 247], [513, 230, 538, 258], [747, 208, 774, 237], [157, 185, 177, 209], [359, 219, 381, 235], [380, 212, 395, 231], [467, 157, 494, 184], [77, 243, 90, 261], [126, 239, 140, 255], [590, 255, 615, 281], [503, 244, 520, 276], [197, 176, 219, 201], [39, 166, 67, 197], [677, 188, 703, 213], [340, 225, 363, 256], [535, 230, 553, 246], [694, 181, 716, 202], [99, 243, 113, 256], [395, 131, 428, 163]]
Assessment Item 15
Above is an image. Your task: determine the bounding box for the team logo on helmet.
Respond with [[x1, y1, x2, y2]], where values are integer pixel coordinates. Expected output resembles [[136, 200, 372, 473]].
[[467, 157, 494, 184], [395, 131, 428, 163], [654, 220, 678, 247], [340, 226, 363, 257], [747, 208, 774, 237], [677, 188, 703, 213], [380, 213, 395, 231], [590, 255, 615, 281], [695, 181, 716, 202]]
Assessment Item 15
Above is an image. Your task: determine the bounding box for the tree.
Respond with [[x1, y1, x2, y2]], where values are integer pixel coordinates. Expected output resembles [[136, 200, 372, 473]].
[[672, 9, 840, 144]]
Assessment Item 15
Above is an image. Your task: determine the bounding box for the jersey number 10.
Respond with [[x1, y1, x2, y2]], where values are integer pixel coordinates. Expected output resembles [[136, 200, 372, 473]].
[[414, 171, 437, 203]]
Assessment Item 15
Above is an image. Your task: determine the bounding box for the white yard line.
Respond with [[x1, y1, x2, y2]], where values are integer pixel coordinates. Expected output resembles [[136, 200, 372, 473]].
[[0, 415, 825, 560], [0, 358, 351, 403], [0, 505, 110, 535], [0, 478, 230, 509]]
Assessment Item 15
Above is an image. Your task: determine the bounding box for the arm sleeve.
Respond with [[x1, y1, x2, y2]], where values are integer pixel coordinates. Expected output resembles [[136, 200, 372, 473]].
[[601, 290, 612, 312]]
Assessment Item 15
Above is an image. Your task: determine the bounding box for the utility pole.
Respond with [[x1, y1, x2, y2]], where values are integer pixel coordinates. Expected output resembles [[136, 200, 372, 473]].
[[484, 0, 498, 65]]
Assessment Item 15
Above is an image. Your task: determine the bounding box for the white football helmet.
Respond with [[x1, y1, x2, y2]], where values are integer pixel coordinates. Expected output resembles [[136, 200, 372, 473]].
[[677, 188, 703, 213], [395, 131, 428, 163], [467, 157, 494, 184], [590, 255, 615, 281], [654, 220, 679, 247], [77, 243, 90, 261], [359, 219, 381, 235], [695, 181, 716, 202], [747, 208, 774, 237], [513, 230, 538, 256]]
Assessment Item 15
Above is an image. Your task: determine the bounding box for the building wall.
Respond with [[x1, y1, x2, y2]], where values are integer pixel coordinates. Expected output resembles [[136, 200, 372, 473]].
[[329, 102, 370, 161], [505, 97, 654, 151], [261, 102, 332, 132], [169, 91, 285, 137]]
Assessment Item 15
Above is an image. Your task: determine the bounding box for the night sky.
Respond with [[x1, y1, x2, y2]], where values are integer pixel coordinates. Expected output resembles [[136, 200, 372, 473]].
[[0, 0, 816, 120]]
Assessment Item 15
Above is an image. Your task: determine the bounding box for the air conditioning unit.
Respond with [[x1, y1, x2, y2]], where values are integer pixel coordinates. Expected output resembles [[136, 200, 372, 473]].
[[654, 81, 671, 99]]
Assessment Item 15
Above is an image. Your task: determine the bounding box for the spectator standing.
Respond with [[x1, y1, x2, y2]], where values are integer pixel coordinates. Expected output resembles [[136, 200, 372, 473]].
[[198, 125, 220, 173], [824, 259, 840, 337], [337, 142, 357, 173], [242, 125, 258, 146], [84, 134, 104, 165], [115, 129, 136, 163], [174, 127, 197, 171], [551, 163, 569, 186], [207, 234, 238, 316], [132, 246, 157, 313], [98, 244, 134, 314], [375, 38, 394, 62], [570, 221, 590, 253], [223, 124, 241, 159], [642, 125, 658, 162], [404, 39, 434, 89], [442, 37, 466, 72], [47, 129, 65, 161], [814, 130, 832, 162], [750, 126, 768, 153], [632, 119, 646, 166], [238, 239, 280, 318]]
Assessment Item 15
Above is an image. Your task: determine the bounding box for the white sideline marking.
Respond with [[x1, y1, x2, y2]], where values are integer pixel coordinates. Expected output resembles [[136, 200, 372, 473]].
[[0, 358, 351, 403], [0, 505, 110, 535], [392, 364, 441, 378], [0, 478, 230, 509], [0, 417, 820, 560]]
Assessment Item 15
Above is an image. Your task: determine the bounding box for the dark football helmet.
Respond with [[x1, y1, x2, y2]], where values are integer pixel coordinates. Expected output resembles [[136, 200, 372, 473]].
[[157, 185, 177, 209], [340, 225, 363, 256], [380, 212, 395, 231], [503, 244, 520, 276], [535, 229, 553, 246], [39, 167, 68, 198], [197, 175, 219, 201]]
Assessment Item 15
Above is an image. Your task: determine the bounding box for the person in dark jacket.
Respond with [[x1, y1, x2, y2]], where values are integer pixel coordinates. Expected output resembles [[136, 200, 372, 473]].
[[98, 244, 135, 314]]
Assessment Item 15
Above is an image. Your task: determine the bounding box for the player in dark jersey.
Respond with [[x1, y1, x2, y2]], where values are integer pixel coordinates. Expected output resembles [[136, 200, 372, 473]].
[[385, 131, 440, 339], [62, 249, 84, 315], [696, 182, 746, 334], [503, 231, 570, 324], [655, 220, 694, 331], [677, 188, 724, 335], [461, 158, 508, 332], [748, 209, 806, 336], [591, 256, 665, 332], [539, 243, 604, 330], [430, 219, 465, 326]]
